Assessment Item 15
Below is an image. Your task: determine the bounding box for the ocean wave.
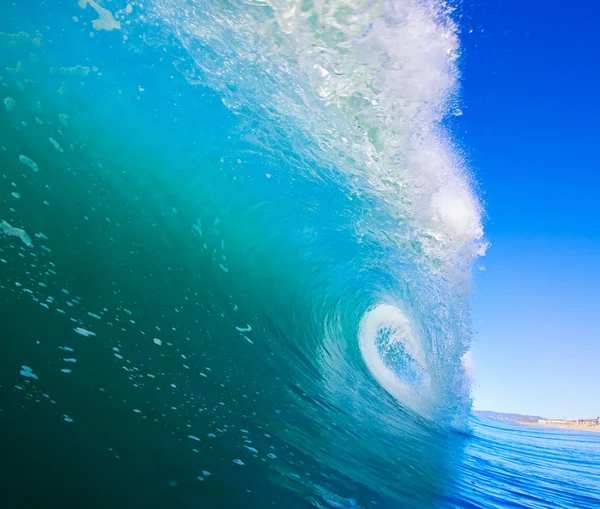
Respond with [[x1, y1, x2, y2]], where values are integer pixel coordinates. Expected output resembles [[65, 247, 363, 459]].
[[0, 1, 490, 506]]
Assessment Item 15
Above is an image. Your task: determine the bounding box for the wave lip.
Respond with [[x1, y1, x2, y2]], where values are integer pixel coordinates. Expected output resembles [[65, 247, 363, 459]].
[[150, 0, 486, 274]]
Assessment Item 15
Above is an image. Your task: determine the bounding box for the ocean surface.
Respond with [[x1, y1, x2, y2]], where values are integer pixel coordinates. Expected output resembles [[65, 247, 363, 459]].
[[0, 1, 598, 508]]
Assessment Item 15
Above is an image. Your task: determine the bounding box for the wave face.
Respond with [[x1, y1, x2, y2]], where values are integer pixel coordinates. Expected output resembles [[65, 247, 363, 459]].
[[144, 0, 485, 423], [0, 1, 496, 508]]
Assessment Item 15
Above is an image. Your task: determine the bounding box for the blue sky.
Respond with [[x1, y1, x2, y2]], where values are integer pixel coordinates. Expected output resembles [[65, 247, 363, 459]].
[[458, 0, 600, 418]]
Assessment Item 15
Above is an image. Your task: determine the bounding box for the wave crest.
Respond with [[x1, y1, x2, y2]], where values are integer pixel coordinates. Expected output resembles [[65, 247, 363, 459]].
[[150, 0, 485, 273]]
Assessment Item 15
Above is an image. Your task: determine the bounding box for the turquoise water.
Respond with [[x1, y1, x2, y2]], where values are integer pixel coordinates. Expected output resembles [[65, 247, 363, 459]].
[[0, 1, 598, 508]]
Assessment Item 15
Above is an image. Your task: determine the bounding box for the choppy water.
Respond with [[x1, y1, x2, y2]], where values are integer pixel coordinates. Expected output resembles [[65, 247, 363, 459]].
[[0, 1, 598, 508]]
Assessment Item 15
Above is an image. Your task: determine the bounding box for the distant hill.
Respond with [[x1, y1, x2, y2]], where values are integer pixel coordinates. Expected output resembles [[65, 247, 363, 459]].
[[474, 410, 546, 421]]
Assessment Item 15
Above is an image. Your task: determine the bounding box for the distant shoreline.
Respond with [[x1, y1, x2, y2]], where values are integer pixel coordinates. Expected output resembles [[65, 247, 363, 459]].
[[474, 411, 600, 433], [513, 420, 600, 433]]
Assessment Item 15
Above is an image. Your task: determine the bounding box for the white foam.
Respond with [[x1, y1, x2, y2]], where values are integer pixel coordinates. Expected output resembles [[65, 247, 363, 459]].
[[359, 304, 432, 415], [74, 327, 95, 337], [0, 31, 30, 44], [192, 218, 202, 236], [59, 65, 90, 77], [18, 154, 38, 172], [49, 137, 64, 153], [461, 350, 474, 384], [0, 219, 33, 247], [20, 366, 38, 379], [79, 0, 121, 31], [3, 97, 15, 111]]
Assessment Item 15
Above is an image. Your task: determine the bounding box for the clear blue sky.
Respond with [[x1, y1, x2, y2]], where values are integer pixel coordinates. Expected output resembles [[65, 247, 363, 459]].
[[457, 0, 600, 418]]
